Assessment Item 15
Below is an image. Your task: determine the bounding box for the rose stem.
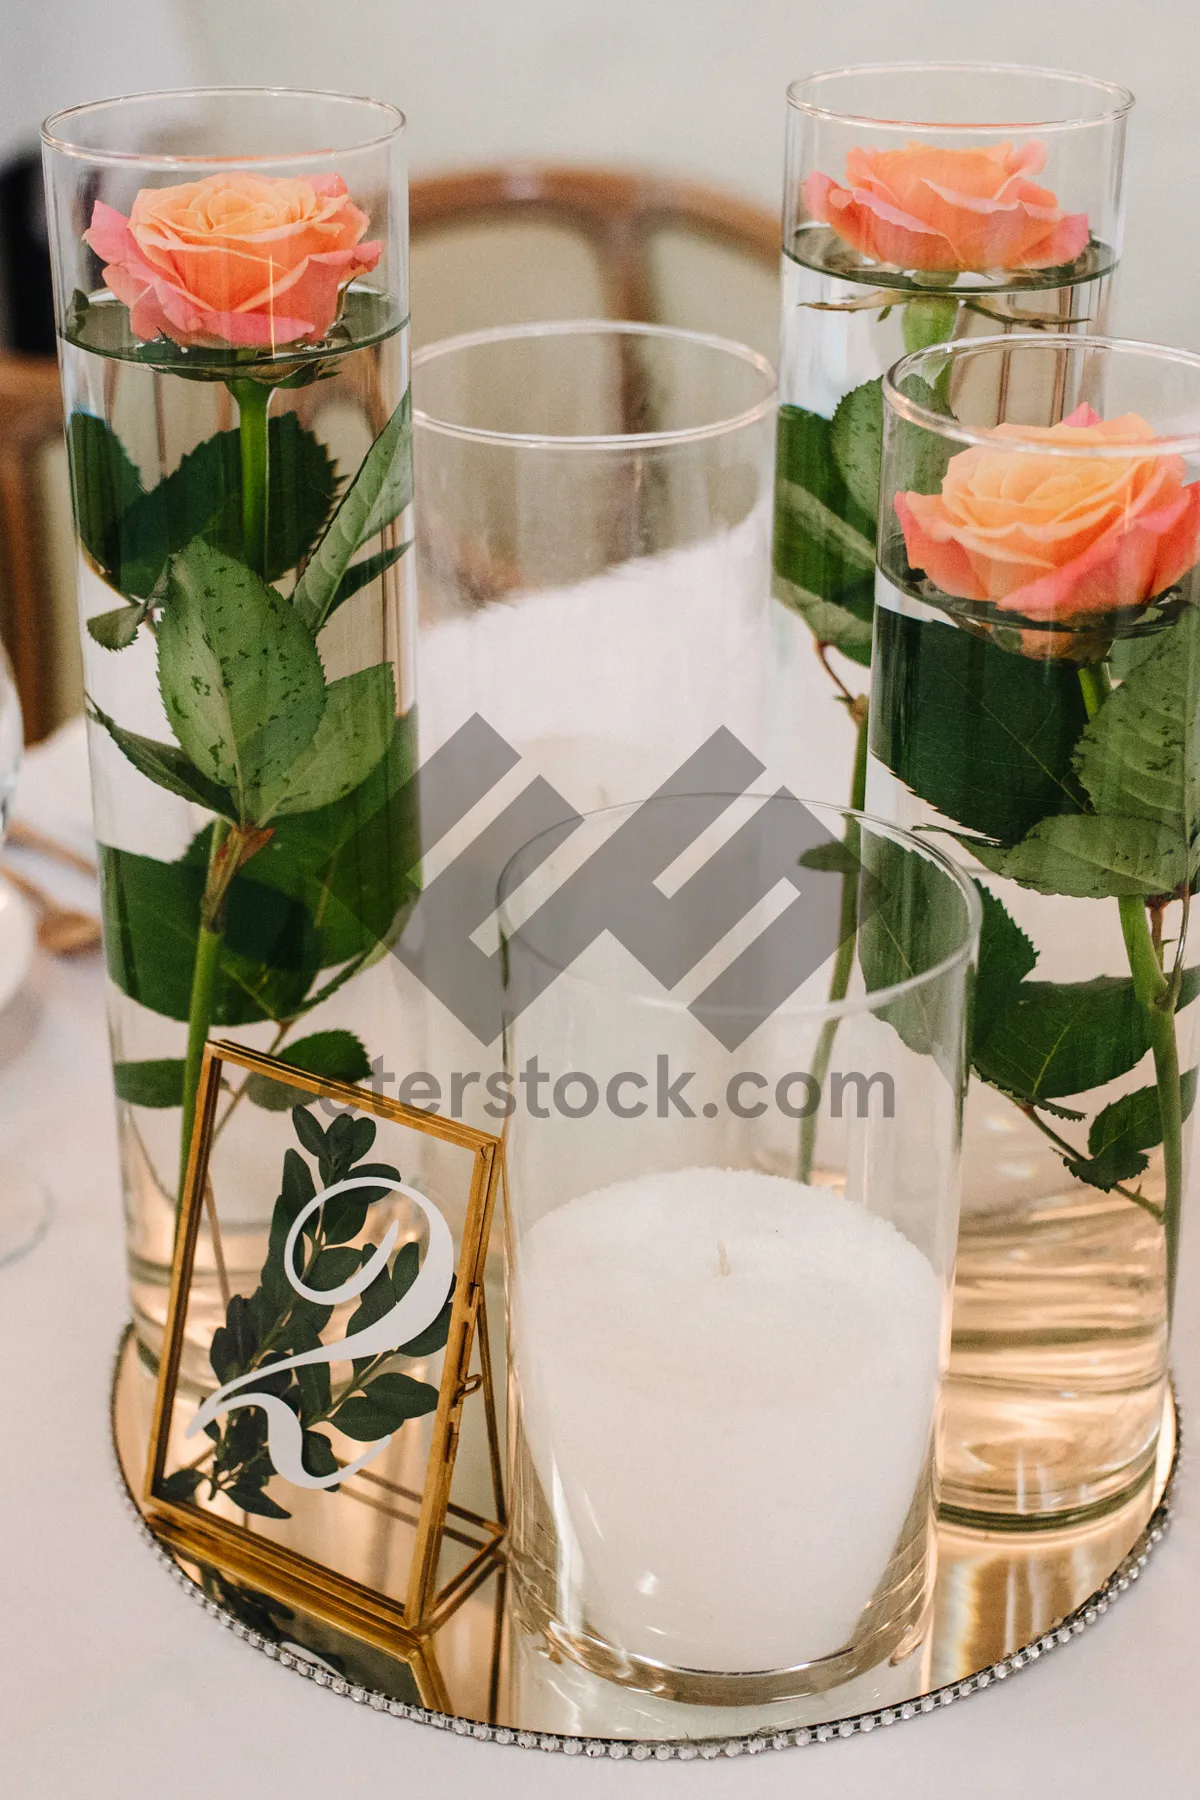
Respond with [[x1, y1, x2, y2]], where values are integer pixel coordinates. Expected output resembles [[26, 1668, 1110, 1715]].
[[177, 380, 275, 1206], [231, 378, 271, 577], [178, 818, 231, 1204], [1017, 1103, 1163, 1223], [1078, 661, 1185, 1323], [798, 695, 869, 1181]]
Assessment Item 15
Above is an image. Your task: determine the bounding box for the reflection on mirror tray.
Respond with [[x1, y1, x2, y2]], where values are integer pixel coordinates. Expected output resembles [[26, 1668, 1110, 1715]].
[[113, 1329, 1175, 1754]]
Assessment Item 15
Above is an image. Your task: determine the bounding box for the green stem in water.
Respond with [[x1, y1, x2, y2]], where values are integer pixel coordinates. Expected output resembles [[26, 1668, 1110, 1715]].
[[178, 818, 231, 1202], [177, 378, 276, 1206], [1018, 1102, 1162, 1223], [798, 697, 869, 1181], [1078, 660, 1185, 1321], [230, 378, 270, 577]]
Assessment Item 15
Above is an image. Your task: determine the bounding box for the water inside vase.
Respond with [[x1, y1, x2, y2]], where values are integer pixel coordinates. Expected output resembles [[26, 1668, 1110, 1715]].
[[59, 284, 416, 1379], [867, 576, 1177, 1526]]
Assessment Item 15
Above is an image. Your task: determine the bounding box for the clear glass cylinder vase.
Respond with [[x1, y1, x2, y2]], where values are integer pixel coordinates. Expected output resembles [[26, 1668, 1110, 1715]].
[[412, 320, 776, 812], [42, 89, 416, 1371], [498, 793, 979, 1703], [772, 62, 1132, 814], [871, 333, 1200, 1526]]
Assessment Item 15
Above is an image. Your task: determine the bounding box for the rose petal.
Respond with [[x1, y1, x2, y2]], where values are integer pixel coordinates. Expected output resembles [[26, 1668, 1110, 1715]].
[[895, 491, 989, 599], [83, 200, 141, 267], [1150, 481, 1200, 594], [812, 139, 1089, 274], [87, 175, 379, 351], [996, 493, 1192, 619]]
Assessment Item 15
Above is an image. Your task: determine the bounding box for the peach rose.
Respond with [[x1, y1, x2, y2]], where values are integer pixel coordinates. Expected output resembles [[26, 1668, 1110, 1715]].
[[805, 140, 1088, 275], [895, 405, 1200, 622], [84, 171, 382, 351]]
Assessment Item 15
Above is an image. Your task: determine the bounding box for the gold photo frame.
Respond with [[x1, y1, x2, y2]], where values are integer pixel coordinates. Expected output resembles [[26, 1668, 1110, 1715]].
[[144, 1040, 506, 1704]]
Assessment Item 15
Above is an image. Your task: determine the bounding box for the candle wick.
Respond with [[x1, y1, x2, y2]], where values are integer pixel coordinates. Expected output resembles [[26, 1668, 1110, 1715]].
[[717, 1240, 731, 1277]]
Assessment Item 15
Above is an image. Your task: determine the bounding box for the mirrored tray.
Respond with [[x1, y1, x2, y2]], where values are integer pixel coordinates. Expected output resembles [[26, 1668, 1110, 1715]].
[[113, 1328, 1177, 1760]]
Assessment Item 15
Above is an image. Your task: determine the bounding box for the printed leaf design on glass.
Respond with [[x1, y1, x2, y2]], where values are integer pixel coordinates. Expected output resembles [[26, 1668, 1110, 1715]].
[[193, 1109, 453, 1517]]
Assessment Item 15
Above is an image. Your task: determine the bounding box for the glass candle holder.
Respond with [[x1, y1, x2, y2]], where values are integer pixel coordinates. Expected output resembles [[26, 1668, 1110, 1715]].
[[412, 321, 776, 812], [498, 792, 979, 1703], [771, 64, 1131, 815], [871, 334, 1200, 1525], [42, 90, 415, 1374]]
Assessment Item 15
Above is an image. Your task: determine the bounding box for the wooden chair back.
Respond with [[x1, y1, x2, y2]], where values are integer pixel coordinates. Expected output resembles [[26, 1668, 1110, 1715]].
[[0, 354, 66, 742], [410, 163, 778, 324]]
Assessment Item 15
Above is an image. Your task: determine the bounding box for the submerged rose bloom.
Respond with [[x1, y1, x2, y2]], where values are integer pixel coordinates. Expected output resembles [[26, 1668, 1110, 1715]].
[[805, 140, 1088, 275], [84, 171, 382, 350], [895, 405, 1200, 622]]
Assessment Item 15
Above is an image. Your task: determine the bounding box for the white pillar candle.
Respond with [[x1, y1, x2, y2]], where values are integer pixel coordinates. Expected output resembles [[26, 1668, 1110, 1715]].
[[512, 1167, 943, 1675]]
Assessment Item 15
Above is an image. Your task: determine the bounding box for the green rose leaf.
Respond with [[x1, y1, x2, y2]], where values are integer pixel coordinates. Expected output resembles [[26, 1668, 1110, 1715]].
[[86, 602, 147, 652], [253, 663, 396, 821], [775, 479, 875, 575], [100, 843, 320, 1024], [333, 1371, 440, 1442], [772, 573, 874, 666], [244, 1029, 372, 1111], [157, 539, 327, 822], [262, 415, 340, 581], [772, 402, 879, 650], [1064, 1069, 1199, 1190], [798, 840, 863, 876], [888, 373, 957, 497], [249, 710, 420, 968], [871, 607, 1089, 843], [968, 813, 1188, 900], [109, 416, 337, 598], [974, 968, 1200, 1103], [113, 1059, 185, 1109], [1074, 605, 1200, 841], [292, 391, 412, 635], [971, 884, 1037, 1059], [112, 433, 241, 598], [830, 378, 883, 524], [321, 541, 411, 629], [87, 701, 239, 818], [857, 830, 976, 1068], [66, 411, 144, 584]]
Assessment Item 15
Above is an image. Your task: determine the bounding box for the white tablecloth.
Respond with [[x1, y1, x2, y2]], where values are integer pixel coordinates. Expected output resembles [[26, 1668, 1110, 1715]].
[[1, 721, 1196, 1798]]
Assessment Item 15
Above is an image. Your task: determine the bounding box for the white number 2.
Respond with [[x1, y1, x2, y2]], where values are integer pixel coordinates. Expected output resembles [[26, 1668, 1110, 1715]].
[[185, 1178, 455, 1491]]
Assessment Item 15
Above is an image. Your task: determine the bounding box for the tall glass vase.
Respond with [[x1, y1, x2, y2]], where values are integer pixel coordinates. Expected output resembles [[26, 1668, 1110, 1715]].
[[772, 64, 1131, 811], [42, 89, 416, 1370], [871, 334, 1200, 1526], [413, 320, 777, 810]]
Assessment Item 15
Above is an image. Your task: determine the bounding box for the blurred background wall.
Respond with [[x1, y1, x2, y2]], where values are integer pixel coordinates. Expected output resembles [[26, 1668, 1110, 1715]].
[[2, 0, 1197, 346]]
